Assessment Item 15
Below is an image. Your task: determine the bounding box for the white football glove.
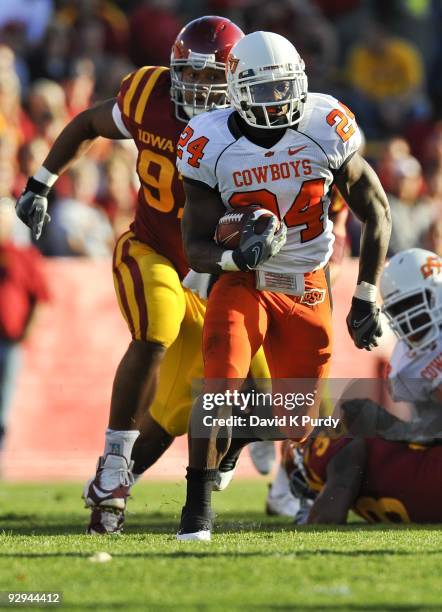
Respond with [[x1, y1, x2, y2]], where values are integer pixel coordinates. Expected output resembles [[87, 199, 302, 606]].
[[16, 177, 51, 240]]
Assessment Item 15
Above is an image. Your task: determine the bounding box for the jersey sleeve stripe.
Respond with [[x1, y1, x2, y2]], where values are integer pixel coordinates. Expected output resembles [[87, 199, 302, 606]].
[[120, 73, 132, 87], [123, 66, 152, 118], [134, 66, 168, 124]]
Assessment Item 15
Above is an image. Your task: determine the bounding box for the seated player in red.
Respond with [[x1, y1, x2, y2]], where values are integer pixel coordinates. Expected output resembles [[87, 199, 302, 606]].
[[297, 398, 442, 524]]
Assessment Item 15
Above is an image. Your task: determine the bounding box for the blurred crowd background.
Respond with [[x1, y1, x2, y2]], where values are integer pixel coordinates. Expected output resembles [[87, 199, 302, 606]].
[[0, 0, 441, 257]]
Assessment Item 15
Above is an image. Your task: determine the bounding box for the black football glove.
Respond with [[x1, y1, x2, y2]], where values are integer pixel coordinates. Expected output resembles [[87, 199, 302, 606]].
[[15, 177, 52, 240], [346, 296, 383, 351], [232, 211, 287, 271]]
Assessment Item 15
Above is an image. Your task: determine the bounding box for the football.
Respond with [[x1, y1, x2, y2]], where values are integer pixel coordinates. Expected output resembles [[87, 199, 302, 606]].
[[214, 205, 279, 249]]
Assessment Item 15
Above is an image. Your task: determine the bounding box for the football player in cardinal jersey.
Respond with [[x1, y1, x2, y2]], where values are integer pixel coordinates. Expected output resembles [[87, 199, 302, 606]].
[[297, 407, 442, 525], [15, 16, 254, 535], [176, 31, 391, 540]]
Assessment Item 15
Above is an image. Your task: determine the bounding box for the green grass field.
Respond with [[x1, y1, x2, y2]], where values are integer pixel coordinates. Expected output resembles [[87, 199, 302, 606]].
[[0, 481, 441, 610]]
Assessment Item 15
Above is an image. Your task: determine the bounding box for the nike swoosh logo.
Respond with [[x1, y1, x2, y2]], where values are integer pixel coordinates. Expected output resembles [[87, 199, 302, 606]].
[[91, 483, 111, 497], [251, 245, 261, 267], [288, 145, 307, 156], [351, 314, 371, 329]]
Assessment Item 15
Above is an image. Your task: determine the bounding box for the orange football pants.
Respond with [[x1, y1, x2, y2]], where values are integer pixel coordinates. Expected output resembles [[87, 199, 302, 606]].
[[203, 269, 332, 381]]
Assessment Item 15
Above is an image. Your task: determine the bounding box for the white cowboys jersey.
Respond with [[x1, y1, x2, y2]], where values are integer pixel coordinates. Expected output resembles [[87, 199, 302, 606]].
[[389, 333, 442, 403], [176, 92, 362, 274]]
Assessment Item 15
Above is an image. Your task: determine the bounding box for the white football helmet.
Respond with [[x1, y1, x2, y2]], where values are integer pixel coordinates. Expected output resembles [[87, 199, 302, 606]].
[[226, 31, 308, 130], [380, 248, 442, 351]]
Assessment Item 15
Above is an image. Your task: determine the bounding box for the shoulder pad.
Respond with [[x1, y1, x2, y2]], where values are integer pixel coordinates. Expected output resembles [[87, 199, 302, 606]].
[[299, 92, 362, 171], [117, 66, 169, 126]]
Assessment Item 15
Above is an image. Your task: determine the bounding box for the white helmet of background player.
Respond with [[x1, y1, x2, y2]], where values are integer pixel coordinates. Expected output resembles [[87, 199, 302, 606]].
[[380, 248, 442, 351], [226, 31, 308, 130]]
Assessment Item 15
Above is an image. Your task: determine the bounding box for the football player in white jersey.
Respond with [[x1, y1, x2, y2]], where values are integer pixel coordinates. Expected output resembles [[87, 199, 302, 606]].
[[380, 248, 442, 440], [175, 31, 391, 540]]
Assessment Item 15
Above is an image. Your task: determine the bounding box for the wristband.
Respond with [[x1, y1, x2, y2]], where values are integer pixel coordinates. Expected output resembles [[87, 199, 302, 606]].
[[34, 166, 59, 187], [26, 176, 52, 198], [218, 250, 240, 271], [354, 281, 377, 302]]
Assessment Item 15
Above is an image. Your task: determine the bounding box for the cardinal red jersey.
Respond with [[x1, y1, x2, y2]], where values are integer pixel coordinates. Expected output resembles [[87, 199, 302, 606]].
[[116, 66, 188, 279], [303, 433, 442, 523]]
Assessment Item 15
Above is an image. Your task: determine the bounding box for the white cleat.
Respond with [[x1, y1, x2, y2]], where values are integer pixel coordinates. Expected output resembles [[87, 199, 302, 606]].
[[176, 530, 211, 542], [87, 507, 125, 535], [83, 454, 134, 534], [213, 466, 237, 492], [266, 487, 300, 518], [248, 441, 276, 475]]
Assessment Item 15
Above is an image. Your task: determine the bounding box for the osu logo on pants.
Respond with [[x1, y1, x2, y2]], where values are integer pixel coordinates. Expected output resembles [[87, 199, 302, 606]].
[[300, 288, 326, 306]]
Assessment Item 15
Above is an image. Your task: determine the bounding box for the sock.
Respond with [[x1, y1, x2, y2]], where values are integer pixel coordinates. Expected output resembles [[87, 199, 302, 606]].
[[184, 467, 217, 516], [104, 429, 140, 464], [268, 464, 290, 498]]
